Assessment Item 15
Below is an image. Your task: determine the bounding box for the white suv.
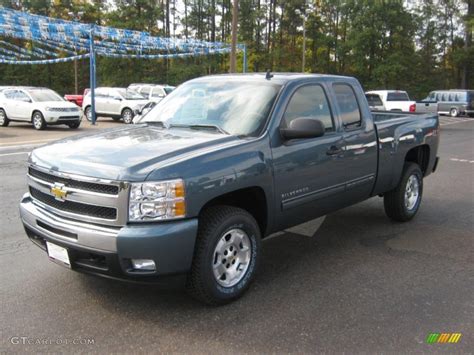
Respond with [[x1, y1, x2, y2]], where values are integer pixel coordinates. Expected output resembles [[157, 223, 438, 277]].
[[128, 84, 175, 103], [0, 87, 82, 130], [82, 87, 150, 124]]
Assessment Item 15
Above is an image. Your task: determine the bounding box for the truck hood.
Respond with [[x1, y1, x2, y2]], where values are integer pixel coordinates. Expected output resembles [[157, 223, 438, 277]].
[[29, 124, 242, 181]]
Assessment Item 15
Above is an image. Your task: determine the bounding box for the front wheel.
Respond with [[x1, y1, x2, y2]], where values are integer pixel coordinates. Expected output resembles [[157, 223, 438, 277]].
[[186, 206, 261, 305], [32, 112, 46, 130], [450, 107, 458, 117], [384, 163, 423, 222], [0, 108, 10, 127], [84, 106, 93, 122], [122, 108, 134, 124]]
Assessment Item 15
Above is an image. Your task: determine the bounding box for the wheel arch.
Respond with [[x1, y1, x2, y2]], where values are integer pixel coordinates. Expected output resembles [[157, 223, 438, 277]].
[[405, 144, 430, 175], [198, 186, 269, 237], [31, 109, 44, 122]]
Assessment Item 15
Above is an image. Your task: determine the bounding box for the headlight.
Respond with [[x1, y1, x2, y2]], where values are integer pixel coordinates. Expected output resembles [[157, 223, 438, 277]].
[[128, 179, 185, 221], [45, 107, 52, 111]]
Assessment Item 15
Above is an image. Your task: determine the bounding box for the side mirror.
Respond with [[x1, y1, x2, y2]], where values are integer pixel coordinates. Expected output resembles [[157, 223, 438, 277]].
[[113, 96, 122, 101], [280, 118, 325, 140]]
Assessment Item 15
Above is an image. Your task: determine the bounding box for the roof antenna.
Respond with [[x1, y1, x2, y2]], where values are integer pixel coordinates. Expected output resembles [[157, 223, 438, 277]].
[[265, 69, 273, 80]]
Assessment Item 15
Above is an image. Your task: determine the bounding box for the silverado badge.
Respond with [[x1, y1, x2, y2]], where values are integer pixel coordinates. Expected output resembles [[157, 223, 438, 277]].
[[51, 183, 67, 201]]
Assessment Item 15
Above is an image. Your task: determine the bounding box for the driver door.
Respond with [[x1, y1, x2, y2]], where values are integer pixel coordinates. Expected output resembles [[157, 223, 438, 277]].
[[14, 90, 33, 121], [271, 83, 346, 230], [107, 91, 123, 115]]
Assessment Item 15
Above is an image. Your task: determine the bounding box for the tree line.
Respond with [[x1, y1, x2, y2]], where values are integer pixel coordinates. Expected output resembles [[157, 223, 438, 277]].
[[0, 0, 472, 100]]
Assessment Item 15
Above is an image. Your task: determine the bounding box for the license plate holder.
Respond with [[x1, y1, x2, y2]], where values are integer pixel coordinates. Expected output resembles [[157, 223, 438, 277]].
[[46, 241, 71, 268]]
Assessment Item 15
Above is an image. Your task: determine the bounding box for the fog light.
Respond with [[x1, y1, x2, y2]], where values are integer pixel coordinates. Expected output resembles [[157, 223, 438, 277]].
[[131, 259, 156, 271]]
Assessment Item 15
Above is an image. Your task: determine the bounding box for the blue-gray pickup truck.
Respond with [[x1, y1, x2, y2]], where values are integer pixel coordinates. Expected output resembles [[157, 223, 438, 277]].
[[20, 73, 440, 305]]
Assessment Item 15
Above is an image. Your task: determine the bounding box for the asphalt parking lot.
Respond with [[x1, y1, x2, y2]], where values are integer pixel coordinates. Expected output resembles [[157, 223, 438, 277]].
[[0, 117, 473, 352]]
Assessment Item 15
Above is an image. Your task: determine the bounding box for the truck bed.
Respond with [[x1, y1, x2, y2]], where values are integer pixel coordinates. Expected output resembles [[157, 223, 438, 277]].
[[371, 110, 439, 196]]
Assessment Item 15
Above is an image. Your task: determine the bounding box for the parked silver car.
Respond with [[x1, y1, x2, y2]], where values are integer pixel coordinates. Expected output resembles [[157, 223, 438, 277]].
[[82, 87, 150, 124]]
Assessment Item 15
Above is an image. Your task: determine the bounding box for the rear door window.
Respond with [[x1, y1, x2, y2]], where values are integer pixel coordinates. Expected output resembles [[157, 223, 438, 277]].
[[365, 94, 383, 106], [333, 83, 362, 128]]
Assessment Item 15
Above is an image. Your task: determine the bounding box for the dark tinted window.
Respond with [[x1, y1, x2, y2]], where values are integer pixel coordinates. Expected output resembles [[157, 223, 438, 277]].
[[282, 85, 334, 132], [387, 92, 410, 101], [333, 83, 362, 128], [365, 94, 383, 106]]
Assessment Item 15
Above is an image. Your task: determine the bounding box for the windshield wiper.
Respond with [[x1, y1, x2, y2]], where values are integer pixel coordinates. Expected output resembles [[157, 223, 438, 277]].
[[145, 121, 169, 129], [171, 124, 230, 135]]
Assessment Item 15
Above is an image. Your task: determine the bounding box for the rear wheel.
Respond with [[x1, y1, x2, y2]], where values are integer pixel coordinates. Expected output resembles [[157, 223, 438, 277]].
[[122, 108, 134, 124], [384, 163, 423, 222], [32, 111, 46, 130], [186, 206, 261, 305], [0, 108, 10, 127], [450, 107, 458, 117]]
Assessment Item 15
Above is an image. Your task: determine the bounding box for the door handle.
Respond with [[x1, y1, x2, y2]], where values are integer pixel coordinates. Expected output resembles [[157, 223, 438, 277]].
[[326, 145, 343, 156]]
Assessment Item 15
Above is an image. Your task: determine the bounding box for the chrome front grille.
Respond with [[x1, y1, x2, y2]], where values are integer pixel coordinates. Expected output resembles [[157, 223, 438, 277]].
[[28, 167, 119, 195], [27, 165, 129, 226]]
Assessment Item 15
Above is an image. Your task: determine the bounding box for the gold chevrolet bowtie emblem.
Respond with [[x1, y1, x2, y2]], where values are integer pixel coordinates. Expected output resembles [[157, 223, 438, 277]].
[[51, 183, 67, 201]]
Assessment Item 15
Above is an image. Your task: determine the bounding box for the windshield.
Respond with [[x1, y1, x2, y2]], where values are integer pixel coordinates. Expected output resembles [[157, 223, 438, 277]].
[[28, 89, 63, 102], [387, 92, 410, 101], [117, 89, 146, 100], [140, 80, 281, 136], [164, 86, 175, 95]]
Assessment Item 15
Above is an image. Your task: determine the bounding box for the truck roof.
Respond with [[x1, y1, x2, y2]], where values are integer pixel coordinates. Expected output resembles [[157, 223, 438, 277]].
[[190, 73, 357, 85]]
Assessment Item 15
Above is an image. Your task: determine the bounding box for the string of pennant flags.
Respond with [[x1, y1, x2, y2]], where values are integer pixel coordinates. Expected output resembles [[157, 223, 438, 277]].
[[0, 6, 247, 124], [0, 7, 244, 64]]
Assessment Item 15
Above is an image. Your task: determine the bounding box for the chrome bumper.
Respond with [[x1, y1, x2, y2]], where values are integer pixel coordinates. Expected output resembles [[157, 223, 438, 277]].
[[20, 193, 120, 252]]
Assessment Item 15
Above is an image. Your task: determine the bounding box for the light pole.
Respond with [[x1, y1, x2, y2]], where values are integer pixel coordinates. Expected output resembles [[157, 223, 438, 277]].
[[68, 11, 84, 94], [230, 0, 239, 73], [295, 8, 307, 73]]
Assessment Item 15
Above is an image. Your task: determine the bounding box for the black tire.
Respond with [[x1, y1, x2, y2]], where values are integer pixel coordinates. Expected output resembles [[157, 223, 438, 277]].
[[449, 107, 458, 117], [122, 108, 134, 124], [68, 121, 81, 129], [384, 163, 423, 222], [186, 206, 261, 305], [0, 108, 10, 127], [32, 111, 46, 130]]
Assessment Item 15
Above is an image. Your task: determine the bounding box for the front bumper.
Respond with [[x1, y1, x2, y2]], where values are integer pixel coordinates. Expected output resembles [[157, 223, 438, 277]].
[[20, 194, 198, 282], [44, 111, 82, 124]]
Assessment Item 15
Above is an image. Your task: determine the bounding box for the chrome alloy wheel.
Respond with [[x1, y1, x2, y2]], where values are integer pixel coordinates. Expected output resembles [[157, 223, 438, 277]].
[[122, 109, 133, 124], [33, 113, 43, 129], [212, 228, 252, 287], [404, 174, 420, 211], [0, 110, 5, 125]]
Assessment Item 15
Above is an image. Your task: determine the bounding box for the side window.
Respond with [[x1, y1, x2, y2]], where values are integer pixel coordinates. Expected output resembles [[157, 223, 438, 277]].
[[333, 83, 362, 128], [152, 88, 164, 98], [4, 90, 17, 99], [282, 84, 334, 132], [442, 93, 447, 101], [140, 87, 151, 96], [429, 92, 436, 100], [16, 91, 30, 102]]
